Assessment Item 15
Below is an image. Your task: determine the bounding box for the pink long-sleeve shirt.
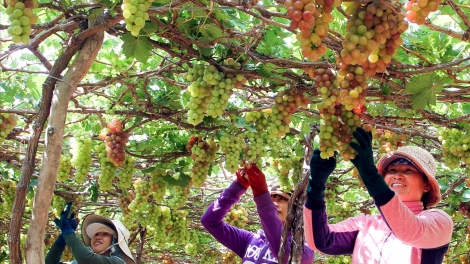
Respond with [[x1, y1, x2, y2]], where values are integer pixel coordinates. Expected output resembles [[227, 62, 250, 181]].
[[304, 189, 453, 263]]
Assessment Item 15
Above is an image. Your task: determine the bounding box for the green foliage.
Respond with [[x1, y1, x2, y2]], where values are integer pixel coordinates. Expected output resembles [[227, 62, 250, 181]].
[[404, 73, 448, 110]]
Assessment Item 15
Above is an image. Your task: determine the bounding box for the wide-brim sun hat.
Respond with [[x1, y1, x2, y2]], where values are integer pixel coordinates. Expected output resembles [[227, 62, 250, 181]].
[[81, 214, 135, 264], [270, 185, 292, 200], [376, 146, 441, 207]]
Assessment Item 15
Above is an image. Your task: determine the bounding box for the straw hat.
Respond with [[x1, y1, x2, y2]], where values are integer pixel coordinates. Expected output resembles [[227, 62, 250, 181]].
[[81, 214, 135, 264], [376, 146, 441, 207]]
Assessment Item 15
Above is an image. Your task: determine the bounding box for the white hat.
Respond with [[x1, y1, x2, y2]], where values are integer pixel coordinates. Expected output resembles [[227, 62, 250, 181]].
[[376, 146, 441, 207], [81, 214, 135, 264]]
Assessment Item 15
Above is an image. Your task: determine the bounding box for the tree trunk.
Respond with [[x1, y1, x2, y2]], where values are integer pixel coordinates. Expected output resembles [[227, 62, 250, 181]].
[[24, 14, 105, 263]]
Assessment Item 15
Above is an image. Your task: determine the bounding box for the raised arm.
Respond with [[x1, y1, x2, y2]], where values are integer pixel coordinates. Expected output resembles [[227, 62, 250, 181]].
[[200, 177, 254, 258], [304, 149, 358, 255]]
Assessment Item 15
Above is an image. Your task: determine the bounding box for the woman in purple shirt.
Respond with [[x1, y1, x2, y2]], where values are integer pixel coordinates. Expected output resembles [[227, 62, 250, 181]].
[[201, 163, 314, 263]]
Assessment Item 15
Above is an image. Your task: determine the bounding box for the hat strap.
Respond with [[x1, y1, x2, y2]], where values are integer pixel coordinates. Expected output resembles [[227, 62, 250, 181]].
[[96, 236, 124, 255]]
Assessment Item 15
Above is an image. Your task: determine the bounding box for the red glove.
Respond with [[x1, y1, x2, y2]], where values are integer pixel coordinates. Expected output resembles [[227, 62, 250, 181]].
[[236, 168, 250, 190], [245, 163, 268, 197]]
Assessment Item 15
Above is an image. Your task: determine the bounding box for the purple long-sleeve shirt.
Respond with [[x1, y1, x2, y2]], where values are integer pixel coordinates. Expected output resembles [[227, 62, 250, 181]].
[[201, 181, 314, 264]]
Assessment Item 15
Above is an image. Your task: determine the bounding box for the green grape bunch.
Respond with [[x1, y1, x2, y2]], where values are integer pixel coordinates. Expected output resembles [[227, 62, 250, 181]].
[[128, 179, 152, 212], [121, 0, 154, 36], [70, 130, 93, 184], [57, 154, 72, 182], [219, 133, 246, 174], [167, 185, 190, 210], [118, 155, 135, 190], [186, 135, 219, 188], [223, 204, 249, 228], [0, 179, 16, 218], [95, 142, 117, 191], [5, 0, 39, 44], [0, 113, 18, 145]]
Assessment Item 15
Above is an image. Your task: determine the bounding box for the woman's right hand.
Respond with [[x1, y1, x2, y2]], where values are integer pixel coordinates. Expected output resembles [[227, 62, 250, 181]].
[[307, 148, 337, 200], [236, 167, 250, 190]]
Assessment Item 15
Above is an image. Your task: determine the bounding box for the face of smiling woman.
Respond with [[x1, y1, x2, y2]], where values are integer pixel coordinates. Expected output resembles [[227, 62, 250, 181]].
[[91, 231, 113, 255], [384, 164, 430, 203]]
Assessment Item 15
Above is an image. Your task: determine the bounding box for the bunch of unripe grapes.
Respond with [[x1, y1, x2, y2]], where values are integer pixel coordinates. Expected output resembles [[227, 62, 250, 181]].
[[373, 129, 406, 155], [167, 185, 190, 209], [224, 205, 249, 228], [245, 110, 270, 133], [200, 250, 221, 264], [219, 134, 246, 173], [119, 192, 136, 228], [243, 132, 265, 165], [267, 89, 312, 138], [437, 127, 470, 170], [128, 179, 151, 212], [0, 113, 18, 145], [167, 210, 189, 244], [95, 142, 116, 190], [342, 1, 408, 77], [57, 154, 72, 182], [187, 135, 219, 188], [184, 230, 199, 256], [274, 158, 293, 192], [145, 205, 171, 246], [70, 130, 93, 184], [99, 119, 129, 167], [266, 136, 284, 157], [5, 0, 38, 44], [51, 195, 67, 219], [183, 60, 246, 125], [117, 156, 135, 190], [327, 255, 352, 264], [405, 0, 440, 25], [121, 0, 153, 36], [0, 179, 16, 217], [150, 171, 167, 203], [222, 250, 240, 264]]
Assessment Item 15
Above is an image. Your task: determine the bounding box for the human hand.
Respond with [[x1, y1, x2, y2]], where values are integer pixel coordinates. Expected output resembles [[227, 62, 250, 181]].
[[349, 127, 389, 197], [59, 202, 76, 236], [236, 168, 250, 190], [307, 148, 337, 200], [245, 163, 268, 197]]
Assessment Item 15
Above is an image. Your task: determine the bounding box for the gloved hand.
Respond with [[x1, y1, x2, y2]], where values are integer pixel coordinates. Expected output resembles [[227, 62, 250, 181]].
[[349, 127, 389, 197], [53, 210, 78, 246], [59, 202, 78, 236], [245, 163, 268, 197], [236, 168, 250, 190], [307, 148, 337, 200]]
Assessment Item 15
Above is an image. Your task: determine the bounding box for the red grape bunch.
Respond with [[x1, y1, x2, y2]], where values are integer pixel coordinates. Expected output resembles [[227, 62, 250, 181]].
[[70, 130, 93, 183], [267, 89, 312, 138], [223, 205, 249, 228], [186, 136, 219, 188], [219, 133, 246, 173], [342, 1, 409, 77], [98, 119, 129, 167], [0, 113, 18, 145], [405, 0, 440, 25], [285, 0, 342, 61], [5, 0, 38, 44], [373, 129, 406, 155], [121, 0, 154, 36]]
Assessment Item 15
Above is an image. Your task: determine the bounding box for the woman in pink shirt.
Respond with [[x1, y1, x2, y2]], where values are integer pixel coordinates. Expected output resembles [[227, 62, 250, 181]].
[[303, 127, 453, 263]]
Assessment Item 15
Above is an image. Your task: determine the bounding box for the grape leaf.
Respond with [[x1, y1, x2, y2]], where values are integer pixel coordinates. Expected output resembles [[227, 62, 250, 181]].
[[462, 103, 470, 114], [404, 73, 446, 110], [198, 24, 224, 41], [88, 184, 99, 202], [121, 33, 153, 63], [257, 65, 273, 77]]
